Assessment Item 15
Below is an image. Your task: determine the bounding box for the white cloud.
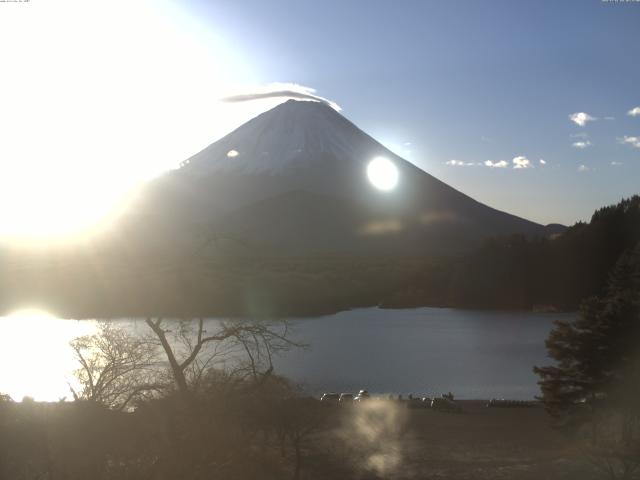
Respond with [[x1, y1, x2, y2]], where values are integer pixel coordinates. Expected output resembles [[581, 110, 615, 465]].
[[484, 160, 509, 168], [578, 164, 590, 172], [569, 112, 596, 127], [611, 161, 622, 166], [627, 107, 640, 117], [483, 156, 535, 169], [222, 82, 341, 111], [572, 140, 592, 149], [512, 156, 532, 169], [479, 156, 541, 169], [620, 136, 640, 148], [604, 116, 615, 121], [446, 159, 477, 166]]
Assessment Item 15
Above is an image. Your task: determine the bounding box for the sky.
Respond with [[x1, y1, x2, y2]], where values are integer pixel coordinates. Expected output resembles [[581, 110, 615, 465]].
[[0, 0, 639, 240]]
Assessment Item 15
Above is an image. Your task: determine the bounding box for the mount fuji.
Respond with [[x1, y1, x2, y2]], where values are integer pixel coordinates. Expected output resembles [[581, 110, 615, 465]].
[[129, 99, 556, 255]]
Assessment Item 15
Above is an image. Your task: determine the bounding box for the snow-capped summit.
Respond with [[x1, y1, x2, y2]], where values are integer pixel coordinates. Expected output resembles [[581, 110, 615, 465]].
[[132, 99, 550, 255], [180, 99, 396, 176]]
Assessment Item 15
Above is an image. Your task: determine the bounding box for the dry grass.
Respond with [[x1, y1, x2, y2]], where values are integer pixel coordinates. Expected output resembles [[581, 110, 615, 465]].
[[305, 400, 599, 480]]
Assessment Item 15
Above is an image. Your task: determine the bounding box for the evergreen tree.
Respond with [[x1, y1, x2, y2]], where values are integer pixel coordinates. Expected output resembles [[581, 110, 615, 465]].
[[535, 243, 640, 478], [535, 243, 640, 424]]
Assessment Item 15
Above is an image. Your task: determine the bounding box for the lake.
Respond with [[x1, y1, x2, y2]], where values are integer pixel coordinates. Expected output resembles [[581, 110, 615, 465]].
[[0, 307, 569, 401]]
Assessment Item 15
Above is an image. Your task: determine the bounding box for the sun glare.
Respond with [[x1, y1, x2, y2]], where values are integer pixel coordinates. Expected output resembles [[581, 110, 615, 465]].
[[367, 157, 399, 191], [0, 310, 97, 401], [0, 0, 255, 243]]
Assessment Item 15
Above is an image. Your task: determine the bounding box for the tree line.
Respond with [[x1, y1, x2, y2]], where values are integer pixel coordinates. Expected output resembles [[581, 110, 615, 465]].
[[439, 195, 640, 311]]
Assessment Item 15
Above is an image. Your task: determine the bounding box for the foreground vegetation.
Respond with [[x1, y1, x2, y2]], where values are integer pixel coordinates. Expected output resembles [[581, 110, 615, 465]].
[[0, 394, 626, 480], [3, 316, 576, 480], [0, 317, 320, 480], [534, 239, 640, 479]]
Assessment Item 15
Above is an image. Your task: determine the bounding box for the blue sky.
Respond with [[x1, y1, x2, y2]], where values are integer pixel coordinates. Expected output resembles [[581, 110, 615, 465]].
[[0, 0, 638, 239], [177, 0, 640, 225]]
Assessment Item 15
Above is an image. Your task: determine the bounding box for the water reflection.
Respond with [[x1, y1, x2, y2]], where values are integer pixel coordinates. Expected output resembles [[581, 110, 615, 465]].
[[0, 308, 567, 402], [0, 310, 96, 401]]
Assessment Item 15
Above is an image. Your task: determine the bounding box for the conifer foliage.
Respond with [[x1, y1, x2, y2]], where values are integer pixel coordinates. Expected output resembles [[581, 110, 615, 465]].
[[535, 243, 640, 478]]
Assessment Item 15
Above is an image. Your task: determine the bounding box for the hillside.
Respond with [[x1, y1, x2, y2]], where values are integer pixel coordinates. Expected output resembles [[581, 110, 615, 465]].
[[127, 100, 553, 256]]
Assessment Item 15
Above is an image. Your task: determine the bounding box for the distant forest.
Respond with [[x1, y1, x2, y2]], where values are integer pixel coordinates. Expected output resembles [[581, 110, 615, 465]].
[[1, 196, 638, 318], [389, 195, 640, 312]]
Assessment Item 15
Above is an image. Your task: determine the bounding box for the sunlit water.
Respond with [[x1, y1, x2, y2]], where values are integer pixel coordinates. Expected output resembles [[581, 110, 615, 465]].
[[0, 310, 97, 401], [0, 307, 569, 401]]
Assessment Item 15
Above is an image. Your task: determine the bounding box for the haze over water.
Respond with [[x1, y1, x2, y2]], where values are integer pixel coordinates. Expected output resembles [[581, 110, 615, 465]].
[[0, 307, 566, 401]]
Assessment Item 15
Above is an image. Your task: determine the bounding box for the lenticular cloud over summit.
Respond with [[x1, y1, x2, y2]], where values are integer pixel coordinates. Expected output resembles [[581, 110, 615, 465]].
[[222, 83, 341, 111]]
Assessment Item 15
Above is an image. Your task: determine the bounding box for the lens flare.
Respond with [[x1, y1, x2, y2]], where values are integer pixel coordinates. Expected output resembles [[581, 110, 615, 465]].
[[367, 157, 399, 191]]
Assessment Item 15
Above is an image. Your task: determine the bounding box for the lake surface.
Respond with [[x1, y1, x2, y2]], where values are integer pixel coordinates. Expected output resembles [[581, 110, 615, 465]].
[[272, 307, 565, 400], [0, 307, 570, 401]]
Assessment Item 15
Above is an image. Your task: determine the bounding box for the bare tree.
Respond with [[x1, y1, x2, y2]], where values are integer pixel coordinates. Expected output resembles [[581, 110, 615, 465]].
[[145, 318, 301, 395], [227, 320, 301, 383], [70, 321, 163, 410]]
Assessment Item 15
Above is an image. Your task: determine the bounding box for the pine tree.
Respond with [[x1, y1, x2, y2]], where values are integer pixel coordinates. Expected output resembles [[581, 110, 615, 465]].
[[534, 243, 640, 478], [534, 243, 640, 424]]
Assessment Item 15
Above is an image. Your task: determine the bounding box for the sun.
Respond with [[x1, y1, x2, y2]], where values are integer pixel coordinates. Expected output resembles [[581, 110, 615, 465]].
[[0, 1, 251, 244], [367, 157, 399, 191]]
